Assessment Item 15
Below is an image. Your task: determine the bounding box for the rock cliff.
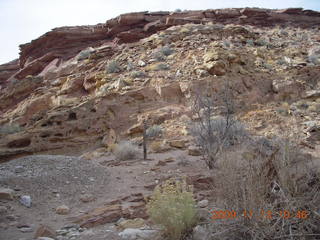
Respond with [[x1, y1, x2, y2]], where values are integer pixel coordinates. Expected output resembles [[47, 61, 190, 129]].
[[0, 8, 320, 160]]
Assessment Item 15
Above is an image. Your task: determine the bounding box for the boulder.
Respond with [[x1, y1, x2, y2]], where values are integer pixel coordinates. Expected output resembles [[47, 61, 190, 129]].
[[55, 205, 70, 215], [20, 195, 32, 208], [34, 225, 56, 239], [204, 60, 226, 76], [169, 139, 188, 149], [197, 199, 209, 208], [0, 188, 14, 200], [188, 146, 201, 156]]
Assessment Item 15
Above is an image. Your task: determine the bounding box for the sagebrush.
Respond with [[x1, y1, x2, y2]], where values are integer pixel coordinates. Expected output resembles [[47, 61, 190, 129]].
[[146, 125, 163, 138], [147, 178, 198, 240], [113, 141, 139, 161], [211, 138, 320, 240]]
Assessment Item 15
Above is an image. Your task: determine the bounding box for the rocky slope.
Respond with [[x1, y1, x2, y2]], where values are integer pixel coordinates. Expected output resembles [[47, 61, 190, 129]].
[[0, 8, 320, 160], [0, 7, 320, 240]]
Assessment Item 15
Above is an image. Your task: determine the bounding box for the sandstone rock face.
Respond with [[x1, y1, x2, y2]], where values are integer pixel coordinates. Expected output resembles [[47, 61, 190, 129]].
[[0, 59, 19, 88], [0, 8, 318, 83], [0, 8, 319, 159]]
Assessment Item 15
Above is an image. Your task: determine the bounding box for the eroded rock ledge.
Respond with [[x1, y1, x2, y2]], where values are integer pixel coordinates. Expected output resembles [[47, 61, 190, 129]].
[[1, 8, 319, 83]]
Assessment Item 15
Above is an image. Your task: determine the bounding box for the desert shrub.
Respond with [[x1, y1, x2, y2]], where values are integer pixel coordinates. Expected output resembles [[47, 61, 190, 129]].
[[191, 116, 248, 169], [147, 178, 198, 240], [308, 46, 320, 65], [152, 46, 174, 62], [211, 138, 320, 239], [152, 51, 166, 62], [0, 123, 23, 135], [159, 46, 174, 56], [76, 47, 94, 61], [154, 63, 169, 71], [146, 125, 163, 138], [246, 39, 254, 46], [126, 61, 135, 71], [131, 71, 146, 78], [177, 154, 190, 166], [192, 118, 247, 147], [106, 60, 122, 73], [113, 141, 139, 161], [190, 88, 248, 169]]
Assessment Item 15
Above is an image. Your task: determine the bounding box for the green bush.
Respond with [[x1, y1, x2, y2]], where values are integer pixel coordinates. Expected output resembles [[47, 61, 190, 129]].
[[147, 178, 198, 240]]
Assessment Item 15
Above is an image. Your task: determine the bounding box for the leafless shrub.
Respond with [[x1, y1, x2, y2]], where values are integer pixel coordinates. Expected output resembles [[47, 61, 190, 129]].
[[114, 141, 140, 161], [211, 137, 320, 240], [190, 86, 248, 169]]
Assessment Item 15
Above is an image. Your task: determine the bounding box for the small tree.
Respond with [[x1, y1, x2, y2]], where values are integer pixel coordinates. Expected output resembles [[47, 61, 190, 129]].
[[191, 84, 247, 169]]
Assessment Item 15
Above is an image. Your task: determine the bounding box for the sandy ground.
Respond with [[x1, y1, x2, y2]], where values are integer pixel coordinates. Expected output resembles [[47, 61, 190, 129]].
[[0, 149, 209, 240]]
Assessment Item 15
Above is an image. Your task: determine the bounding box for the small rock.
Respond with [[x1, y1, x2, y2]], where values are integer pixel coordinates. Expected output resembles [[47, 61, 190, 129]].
[[204, 60, 226, 76], [6, 215, 17, 221], [19, 227, 33, 233], [0, 206, 7, 215], [138, 60, 146, 67], [8, 221, 18, 226], [118, 228, 160, 240], [155, 160, 167, 166], [192, 225, 210, 240], [14, 166, 25, 173], [117, 218, 146, 230], [168, 139, 187, 149], [197, 199, 209, 208], [188, 146, 201, 156], [195, 69, 209, 77], [198, 208, 210, 221], [0, 187, 14, 200], [80, 194, 95, 203], [304, 90, 320, 99], [34, 225, 56, 239], [20, 195, 32, 208], [37, 237, 55, 240], [55, 205, 70, 215], [0, 222, 8, 229]]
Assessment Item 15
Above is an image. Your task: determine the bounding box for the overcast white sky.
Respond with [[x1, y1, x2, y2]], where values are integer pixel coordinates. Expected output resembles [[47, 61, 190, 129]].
[[0, 0, 319, 64]]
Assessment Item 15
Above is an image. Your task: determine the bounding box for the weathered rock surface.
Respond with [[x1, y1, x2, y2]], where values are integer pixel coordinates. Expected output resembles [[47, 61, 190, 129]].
[[1, 8, 319, 82], [0, 7, 319, 160]]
